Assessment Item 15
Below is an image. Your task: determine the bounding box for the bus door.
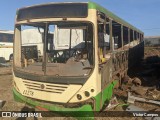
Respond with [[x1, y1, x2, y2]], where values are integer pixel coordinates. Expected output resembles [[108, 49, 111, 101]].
[[98, 13, 113, 108]]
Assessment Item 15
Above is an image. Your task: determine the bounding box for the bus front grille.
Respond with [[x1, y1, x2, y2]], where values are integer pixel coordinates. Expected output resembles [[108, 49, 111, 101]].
[[23, 81, 69, 94]]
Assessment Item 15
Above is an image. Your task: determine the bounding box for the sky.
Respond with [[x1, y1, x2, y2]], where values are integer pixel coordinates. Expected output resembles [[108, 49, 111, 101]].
[[0, 0, 160, 36]]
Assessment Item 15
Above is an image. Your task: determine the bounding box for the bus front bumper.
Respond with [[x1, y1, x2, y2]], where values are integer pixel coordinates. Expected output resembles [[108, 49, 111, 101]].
[[13, 88, 94, 117]]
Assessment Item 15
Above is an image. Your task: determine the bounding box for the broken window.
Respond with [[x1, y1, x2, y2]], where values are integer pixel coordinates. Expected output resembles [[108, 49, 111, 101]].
[[46, 23, 93, 76], [98, 20, 110, 63], [123, 26, 129, 46], [20, 25, 44, 74], [112, 21, 122, 50], [15, 22, 94, 77]]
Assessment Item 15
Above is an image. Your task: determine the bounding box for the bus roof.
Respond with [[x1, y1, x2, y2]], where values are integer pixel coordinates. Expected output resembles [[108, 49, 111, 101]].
[[88, 1, 143, 34], [0, 30, 14, 34], [17, 1, 143, 34]]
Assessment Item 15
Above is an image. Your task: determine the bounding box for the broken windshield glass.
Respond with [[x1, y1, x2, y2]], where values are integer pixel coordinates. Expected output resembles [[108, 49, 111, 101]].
[[18, 22, 94, 77]]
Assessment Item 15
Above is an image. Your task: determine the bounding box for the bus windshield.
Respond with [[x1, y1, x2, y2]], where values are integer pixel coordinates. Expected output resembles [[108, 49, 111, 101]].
[[18, 22, 93, 77]]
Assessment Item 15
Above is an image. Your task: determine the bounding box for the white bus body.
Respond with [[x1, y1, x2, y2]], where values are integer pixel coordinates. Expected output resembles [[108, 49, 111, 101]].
[[0, 30, 13, 61], [21, 27, 84, 57]]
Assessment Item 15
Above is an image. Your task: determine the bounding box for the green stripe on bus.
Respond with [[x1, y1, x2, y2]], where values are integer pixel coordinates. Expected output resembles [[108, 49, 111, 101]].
[[13, 88, 93, 118], [93, 80, 118, 111]]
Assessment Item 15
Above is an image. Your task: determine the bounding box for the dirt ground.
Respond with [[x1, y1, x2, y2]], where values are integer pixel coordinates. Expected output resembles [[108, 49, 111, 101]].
[[0, 47, 159, 120]]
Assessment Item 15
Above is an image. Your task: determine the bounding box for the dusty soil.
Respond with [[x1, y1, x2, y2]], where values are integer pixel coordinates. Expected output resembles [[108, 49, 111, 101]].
[[0, 47, 159, 120]]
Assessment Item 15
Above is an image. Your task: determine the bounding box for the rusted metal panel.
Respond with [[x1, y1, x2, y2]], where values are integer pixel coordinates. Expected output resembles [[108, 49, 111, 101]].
[[101, 58, 112, 89]]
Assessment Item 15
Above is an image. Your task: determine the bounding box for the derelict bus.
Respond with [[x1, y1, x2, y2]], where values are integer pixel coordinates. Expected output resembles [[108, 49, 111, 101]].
[[13, 1, 144, 117]]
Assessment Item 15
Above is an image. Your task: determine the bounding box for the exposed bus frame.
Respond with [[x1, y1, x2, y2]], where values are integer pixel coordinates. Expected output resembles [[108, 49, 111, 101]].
[[13, 1, 144, 117]]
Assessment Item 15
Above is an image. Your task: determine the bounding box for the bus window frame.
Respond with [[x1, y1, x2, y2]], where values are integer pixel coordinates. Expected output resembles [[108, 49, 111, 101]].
[[14, 21, 96, 79]]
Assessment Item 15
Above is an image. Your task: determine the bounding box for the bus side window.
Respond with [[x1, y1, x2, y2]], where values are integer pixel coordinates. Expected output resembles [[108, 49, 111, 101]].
[[98, 23, 110, 63], [98, 23, 104, 63]]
